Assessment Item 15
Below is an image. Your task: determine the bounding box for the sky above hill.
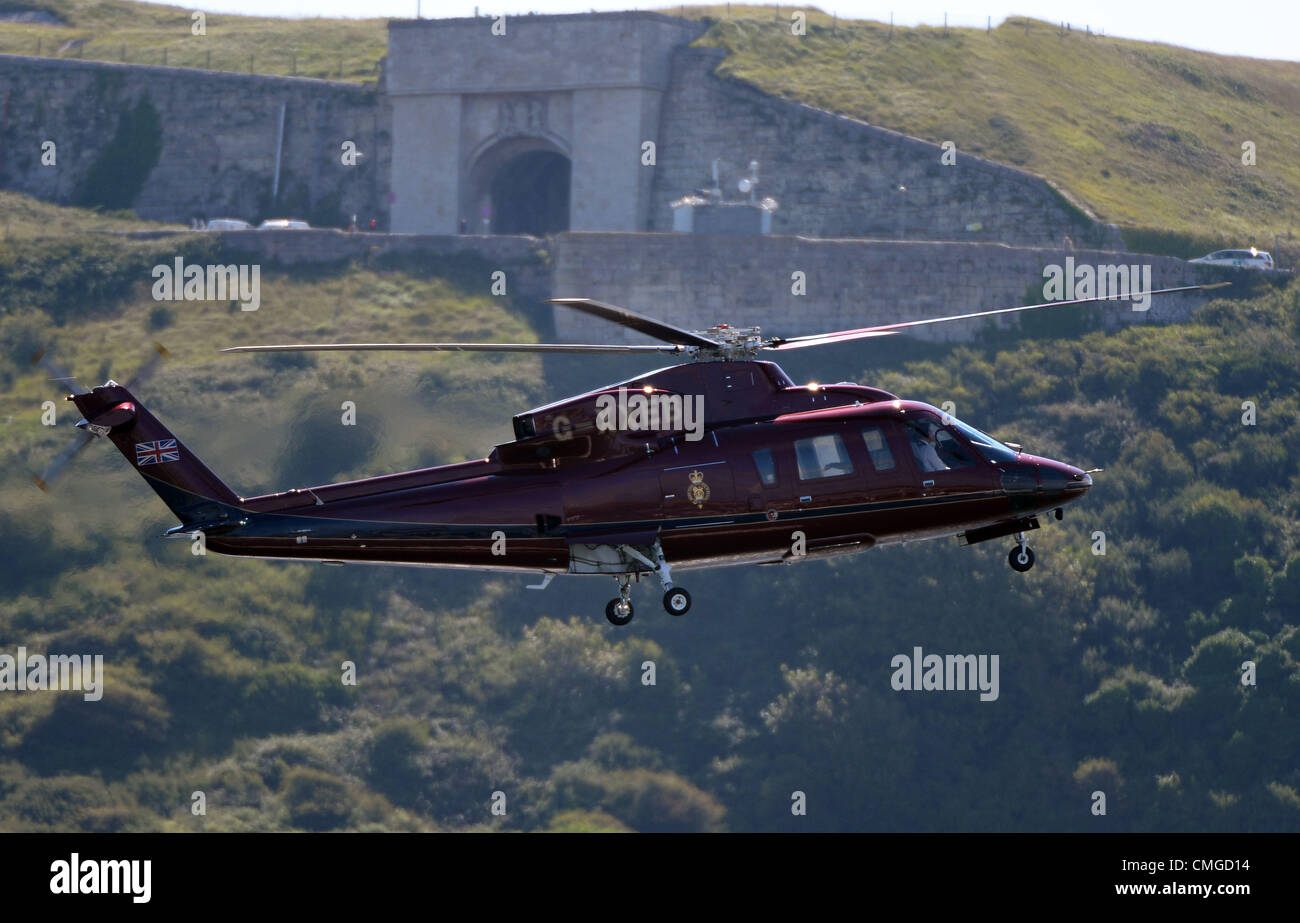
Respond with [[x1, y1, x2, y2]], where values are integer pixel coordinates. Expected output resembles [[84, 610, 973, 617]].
[[158, 0, 1300, 62]]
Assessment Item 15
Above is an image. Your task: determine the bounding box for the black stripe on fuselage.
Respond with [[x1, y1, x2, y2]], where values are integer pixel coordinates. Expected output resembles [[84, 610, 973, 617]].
[[218, 489, 1011, 543]]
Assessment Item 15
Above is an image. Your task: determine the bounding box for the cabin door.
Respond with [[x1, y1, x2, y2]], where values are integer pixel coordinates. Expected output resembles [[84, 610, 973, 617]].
[[659, 459, 736, 520]]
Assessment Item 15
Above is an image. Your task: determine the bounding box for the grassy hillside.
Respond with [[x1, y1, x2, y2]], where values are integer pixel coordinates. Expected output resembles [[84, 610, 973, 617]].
[[3, 3, 1297, 248], [0, 189, 182, 237], [0, 193, 1297, 831], [694, 6, 1300, 252], [0, 0, 386, 80]]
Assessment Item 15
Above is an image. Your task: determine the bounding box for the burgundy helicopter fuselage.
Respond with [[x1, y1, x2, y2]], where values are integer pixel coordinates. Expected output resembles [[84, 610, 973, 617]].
[[55, 286, 1225, 623], [69, 359, 1089, 577]]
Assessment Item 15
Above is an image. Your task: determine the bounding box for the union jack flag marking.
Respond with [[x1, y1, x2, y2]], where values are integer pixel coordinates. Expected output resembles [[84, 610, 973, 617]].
[[135, 439, 180, 466]]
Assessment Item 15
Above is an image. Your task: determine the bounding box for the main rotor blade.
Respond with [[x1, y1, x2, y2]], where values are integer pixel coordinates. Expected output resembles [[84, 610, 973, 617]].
[[547, 298, 723, 349], [766, 283, 1231, 348], [765, 330, 897, 351], [221, 342, 687, 355]]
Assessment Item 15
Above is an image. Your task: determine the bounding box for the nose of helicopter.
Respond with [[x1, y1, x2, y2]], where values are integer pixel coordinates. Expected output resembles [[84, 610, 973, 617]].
[[1043, 459, 1092, 504], [1001, 455, 1092, 509]]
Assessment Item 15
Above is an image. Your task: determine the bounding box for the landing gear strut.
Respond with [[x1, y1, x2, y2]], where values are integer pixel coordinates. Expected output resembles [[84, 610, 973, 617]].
[[603, 540, 692, 625], [1008, 531, 1035, 573]]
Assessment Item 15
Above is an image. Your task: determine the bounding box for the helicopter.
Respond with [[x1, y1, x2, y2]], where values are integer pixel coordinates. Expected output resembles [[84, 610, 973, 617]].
[[39, 283, 1225, 626]]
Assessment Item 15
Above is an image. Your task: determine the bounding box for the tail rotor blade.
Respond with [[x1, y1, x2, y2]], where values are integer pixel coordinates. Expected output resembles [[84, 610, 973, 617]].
[[33, 430, 96, 492], [125, 342, 170, 391], [30, 348, 89, 395], [31, 344, 168, 492]]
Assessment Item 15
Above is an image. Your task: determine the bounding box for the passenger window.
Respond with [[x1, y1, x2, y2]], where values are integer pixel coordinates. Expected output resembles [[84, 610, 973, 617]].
[[861, 425, 896, 471], [794, 434, 854, 480], [752, 448, 777, 487]]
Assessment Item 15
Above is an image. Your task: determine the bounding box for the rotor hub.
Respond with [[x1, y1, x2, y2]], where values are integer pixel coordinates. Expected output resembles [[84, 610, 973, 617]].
[[692, 324, 765, 360]]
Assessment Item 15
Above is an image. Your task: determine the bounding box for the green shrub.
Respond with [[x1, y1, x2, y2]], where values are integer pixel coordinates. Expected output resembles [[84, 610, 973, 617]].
[[283, 767, 355, 831]]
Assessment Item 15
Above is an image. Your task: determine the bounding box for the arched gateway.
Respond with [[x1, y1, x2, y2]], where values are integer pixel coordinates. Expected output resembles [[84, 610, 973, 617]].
[[467, 135, 571, 235], [386, 12, 706, 235]]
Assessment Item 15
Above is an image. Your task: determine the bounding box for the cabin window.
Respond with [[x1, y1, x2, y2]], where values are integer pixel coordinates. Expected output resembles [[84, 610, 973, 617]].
[[752, 448, 777, 487], [794, 434, 854, 480], [861, 425, 896, 471]]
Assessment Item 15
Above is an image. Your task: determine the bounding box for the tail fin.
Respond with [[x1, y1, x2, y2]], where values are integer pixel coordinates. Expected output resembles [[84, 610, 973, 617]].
[[70, 381, 243, 525]]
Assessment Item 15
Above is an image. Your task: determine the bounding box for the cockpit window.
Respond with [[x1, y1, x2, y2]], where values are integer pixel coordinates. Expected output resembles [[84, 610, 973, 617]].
[[947, 418, 1020, 464], [904, 417, 976, 471]]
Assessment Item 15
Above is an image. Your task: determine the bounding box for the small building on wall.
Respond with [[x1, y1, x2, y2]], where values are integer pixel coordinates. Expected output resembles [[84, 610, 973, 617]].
[[385, 12, 706, 235]]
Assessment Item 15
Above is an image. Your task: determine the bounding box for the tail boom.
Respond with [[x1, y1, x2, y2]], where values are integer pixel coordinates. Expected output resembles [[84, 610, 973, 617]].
[[70, 382, 243, 525]]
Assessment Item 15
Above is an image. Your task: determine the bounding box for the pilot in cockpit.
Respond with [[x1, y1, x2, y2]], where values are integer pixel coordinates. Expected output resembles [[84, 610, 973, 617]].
[[907, 419, 947, 472]]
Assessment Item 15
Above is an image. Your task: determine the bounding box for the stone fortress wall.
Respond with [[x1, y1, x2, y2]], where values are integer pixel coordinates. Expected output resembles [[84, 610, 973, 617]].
[[646, 46, 1118, 249], [0, 11, 1252, 347], [550, 233, 1232, 343], [0, 55, 389, 226], [138, 226, 1241, 345], [1, 11, 1113, 246]]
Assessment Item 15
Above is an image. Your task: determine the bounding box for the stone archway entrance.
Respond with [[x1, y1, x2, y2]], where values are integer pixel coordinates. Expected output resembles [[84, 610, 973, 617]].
[[467, 138, 571, 235]]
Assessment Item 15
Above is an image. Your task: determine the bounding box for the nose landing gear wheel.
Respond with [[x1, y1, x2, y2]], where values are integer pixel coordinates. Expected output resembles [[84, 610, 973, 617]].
[[663, 588, 692, 616], [1008, 546, 1035, 572], [606, 598, 634, 626]]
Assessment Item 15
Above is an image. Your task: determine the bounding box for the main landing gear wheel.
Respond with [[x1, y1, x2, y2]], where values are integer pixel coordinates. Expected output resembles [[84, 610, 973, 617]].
[[663, 587, 692, 616], [606, 598, 634, 626], [1008, 545, 1035, 573]]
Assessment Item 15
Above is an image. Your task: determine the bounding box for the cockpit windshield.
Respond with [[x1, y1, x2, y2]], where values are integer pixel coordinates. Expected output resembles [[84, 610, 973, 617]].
[[947, 417, 1020, 464]]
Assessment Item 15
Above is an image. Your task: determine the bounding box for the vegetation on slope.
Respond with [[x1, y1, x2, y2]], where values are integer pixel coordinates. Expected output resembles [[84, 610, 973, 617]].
[[0, 0, 386, 81], [0, 195, 1296, 831], [693, 7, 1300, 253], [0, 188, 181, 237]]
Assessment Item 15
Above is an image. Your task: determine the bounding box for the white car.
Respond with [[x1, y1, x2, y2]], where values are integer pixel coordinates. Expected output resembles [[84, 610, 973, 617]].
[[203, 218, 252, 231], [257, 218, 311, 230], [1189, 248, 1274, 270]]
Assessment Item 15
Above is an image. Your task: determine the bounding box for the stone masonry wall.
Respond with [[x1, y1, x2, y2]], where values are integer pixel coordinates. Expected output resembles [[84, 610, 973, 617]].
[[0, 55, 390, 227], [3, 30, 1126, 249], [551, 232, 1232, 344], [113, 228, 1242, 348], [650, 47, 1122, 249], [120, 228, 551, 303]]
